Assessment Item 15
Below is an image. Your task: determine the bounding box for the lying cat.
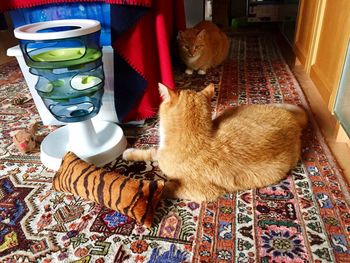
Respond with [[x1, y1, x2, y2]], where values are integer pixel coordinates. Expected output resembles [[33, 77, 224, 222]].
[[177, 21, 229, 75], [123, 83, 308, 202]]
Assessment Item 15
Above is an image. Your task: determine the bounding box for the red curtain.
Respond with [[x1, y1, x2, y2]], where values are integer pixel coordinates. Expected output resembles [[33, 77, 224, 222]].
[[114, 0, 185, 121]]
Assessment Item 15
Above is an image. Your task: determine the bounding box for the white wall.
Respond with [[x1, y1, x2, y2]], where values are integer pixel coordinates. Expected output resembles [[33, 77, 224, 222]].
[[184, 0, 204, 28]]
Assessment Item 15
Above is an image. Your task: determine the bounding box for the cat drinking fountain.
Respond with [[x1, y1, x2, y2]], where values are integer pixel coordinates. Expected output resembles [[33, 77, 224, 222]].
[[14, 19, 127, 170]]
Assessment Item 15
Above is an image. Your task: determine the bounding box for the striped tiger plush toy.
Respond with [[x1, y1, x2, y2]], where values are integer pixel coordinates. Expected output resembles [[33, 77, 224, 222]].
[[52, 151, 165, 227]]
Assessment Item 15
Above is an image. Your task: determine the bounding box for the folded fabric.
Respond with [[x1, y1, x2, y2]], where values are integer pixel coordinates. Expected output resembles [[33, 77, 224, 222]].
[[52, 151, 164, 227]]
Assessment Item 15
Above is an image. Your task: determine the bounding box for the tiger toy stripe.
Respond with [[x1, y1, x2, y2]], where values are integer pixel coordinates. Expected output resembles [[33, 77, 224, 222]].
[[52, 151, 165, 227]]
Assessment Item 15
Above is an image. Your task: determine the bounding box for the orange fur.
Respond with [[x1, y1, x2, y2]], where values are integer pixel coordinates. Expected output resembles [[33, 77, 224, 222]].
[[122, 148, 157, 162], [177, 21, 229, 75], [123, 83, 308, 202]]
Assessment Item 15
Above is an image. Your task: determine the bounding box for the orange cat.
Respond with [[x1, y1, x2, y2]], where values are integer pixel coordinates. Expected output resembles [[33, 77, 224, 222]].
[[123, 83, 308, 202], [177, 21, 229, 75]]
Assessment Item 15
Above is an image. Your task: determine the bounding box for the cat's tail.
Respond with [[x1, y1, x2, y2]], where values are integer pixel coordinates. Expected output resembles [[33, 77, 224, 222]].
[[122, 147, 158, 162], [273, 104, 308, 128]]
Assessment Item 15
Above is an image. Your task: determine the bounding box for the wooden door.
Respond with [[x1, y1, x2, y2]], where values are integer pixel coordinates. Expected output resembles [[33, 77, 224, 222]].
[[293, 0, 320, 67], [309, 0, 350, 107]]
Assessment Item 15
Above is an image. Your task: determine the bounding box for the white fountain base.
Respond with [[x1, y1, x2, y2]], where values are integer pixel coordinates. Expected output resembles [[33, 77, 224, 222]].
[[40, 119, 127, 171]]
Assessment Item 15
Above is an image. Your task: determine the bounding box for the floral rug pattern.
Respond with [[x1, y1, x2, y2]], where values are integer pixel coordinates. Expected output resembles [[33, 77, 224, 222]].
[[0, 34, 350, 262]]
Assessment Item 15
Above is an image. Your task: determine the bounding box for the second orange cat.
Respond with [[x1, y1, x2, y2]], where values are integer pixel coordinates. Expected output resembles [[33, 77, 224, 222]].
[[177, 21, 229, 75]]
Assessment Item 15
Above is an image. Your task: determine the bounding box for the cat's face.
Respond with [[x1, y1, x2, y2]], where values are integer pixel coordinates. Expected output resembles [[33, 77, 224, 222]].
[[158, 83, 214, 120], [177, 29, 206, 58]]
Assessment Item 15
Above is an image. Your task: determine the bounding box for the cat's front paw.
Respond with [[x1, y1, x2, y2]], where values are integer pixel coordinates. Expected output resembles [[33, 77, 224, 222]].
[[185, 69, 193, 75], [122, 148, 137, 161], [198, 69, 206, 75]]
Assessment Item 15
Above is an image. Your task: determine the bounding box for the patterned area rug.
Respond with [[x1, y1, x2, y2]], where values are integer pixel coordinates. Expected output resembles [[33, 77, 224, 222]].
[[1, 34, 350, 263]]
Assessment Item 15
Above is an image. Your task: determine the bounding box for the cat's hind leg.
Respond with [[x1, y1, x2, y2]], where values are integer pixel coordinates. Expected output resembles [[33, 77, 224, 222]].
[[122, 147, 158, 161]]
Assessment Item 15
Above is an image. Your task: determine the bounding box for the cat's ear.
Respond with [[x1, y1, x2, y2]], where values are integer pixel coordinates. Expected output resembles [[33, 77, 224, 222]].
[[158, 83, 176, 101], [202, 83, 215, 98], [197, 29, 206, 40]]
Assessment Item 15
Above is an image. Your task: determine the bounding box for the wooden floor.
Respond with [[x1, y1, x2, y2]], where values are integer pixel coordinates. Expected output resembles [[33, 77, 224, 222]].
[[1, 24, 349, 185], [0, 26, 18, 65]]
